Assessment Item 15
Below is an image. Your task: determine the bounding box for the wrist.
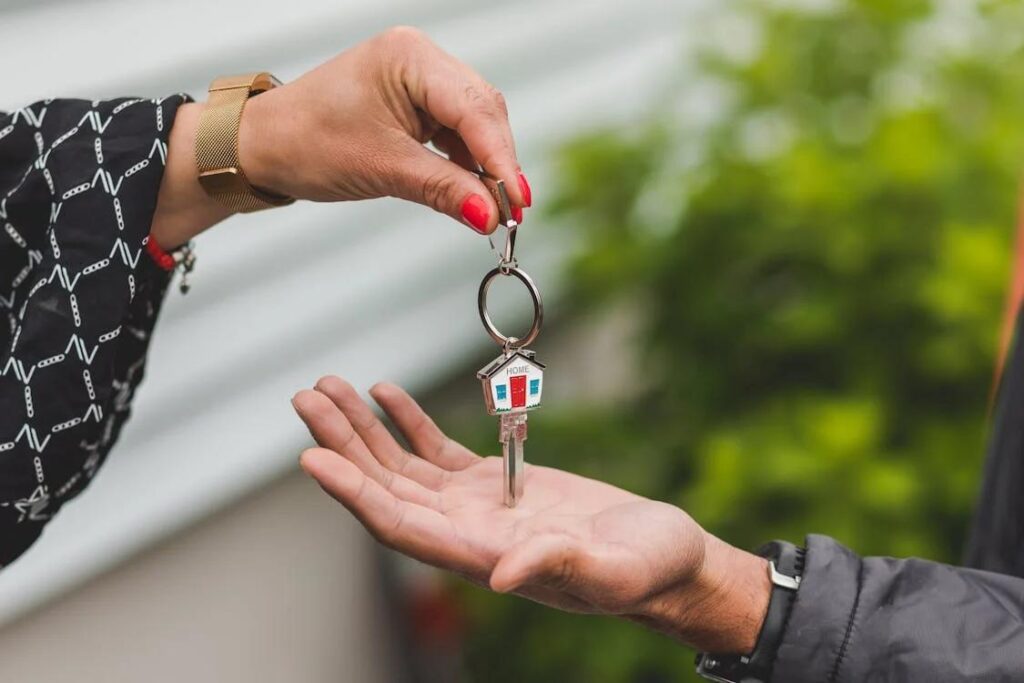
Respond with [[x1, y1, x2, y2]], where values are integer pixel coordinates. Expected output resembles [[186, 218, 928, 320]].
[[237, 85, 293, 199], [635, 533, 771, 654], [151, 101, 234, 249]]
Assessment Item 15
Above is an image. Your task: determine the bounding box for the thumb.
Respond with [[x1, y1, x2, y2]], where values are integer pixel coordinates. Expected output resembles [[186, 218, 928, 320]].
[[389, 143, 500, 235], [490, 534, 586, 594]]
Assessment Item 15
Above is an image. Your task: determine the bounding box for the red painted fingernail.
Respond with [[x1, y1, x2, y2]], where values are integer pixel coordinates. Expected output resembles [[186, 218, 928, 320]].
[[461, 194, 490, 233], [517, 172, 533, 207], [511, 205, 523, 223]]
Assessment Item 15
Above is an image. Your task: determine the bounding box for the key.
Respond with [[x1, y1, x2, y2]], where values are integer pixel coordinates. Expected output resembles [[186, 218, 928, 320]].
[[500, 412, 527, 506], [475, 172, 545, 507], [478, 346, 545, 507]]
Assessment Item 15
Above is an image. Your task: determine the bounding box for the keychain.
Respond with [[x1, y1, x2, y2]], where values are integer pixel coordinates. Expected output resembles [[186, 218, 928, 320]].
[[475, 174, 545, 508]]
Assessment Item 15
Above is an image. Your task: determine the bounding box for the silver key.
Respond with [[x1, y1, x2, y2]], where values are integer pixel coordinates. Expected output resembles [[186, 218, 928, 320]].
[[478, 348, 545, 506], [500, 413, 527, 506]]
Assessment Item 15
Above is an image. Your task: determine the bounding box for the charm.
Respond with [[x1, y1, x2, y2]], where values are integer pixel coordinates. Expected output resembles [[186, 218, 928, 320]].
[[478, 347, 545, 507], [477, 348, 545, 416]]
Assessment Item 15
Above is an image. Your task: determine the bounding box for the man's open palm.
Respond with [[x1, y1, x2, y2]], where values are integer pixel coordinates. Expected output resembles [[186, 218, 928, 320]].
[[291, 377, 708, 619]]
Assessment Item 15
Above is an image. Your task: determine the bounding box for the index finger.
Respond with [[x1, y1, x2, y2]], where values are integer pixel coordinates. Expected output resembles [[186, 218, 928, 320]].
[[369, 382, 480, 471], [300, 448, 485, 576], [401, 40, 525, 207]]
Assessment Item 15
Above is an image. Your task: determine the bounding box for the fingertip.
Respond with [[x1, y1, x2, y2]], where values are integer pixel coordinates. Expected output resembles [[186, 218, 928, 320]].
[[483, 167, 526, 209], [317, 377, 368, 412], [314, 374, 347, 395], [369, 381, 401, 402], [489, 578, 520, 594], [460, 192, 496, 234], [517, 171, 533, 208], [299, 446, 327, 475], [292, 388, 324, 415], [488, 567, 517, 594], [502, 172, 526, 209]]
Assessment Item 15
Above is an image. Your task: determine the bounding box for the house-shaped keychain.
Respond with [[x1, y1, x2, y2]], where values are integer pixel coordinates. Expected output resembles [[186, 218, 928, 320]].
[[477, 350, 545, 415]]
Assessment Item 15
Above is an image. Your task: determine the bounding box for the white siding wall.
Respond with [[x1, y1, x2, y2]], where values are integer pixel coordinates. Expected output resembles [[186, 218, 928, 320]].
[[0, 0, 706, 622]]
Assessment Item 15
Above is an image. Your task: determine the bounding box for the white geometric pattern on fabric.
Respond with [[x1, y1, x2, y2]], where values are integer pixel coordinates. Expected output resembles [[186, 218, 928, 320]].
[[0, 95, 190, 565]]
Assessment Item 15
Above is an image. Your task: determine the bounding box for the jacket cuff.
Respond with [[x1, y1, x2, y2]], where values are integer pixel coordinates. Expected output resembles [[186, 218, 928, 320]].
[[771, 534, 862, 682]]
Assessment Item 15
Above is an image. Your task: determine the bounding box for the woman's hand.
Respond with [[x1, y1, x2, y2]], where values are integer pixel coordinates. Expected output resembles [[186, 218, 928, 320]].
[[291, 377, 771, 654], [152, 27, 530, 247]]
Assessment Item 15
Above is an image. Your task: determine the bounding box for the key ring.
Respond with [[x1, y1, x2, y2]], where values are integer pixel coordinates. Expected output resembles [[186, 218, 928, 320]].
[[478, 265, 544, 351]]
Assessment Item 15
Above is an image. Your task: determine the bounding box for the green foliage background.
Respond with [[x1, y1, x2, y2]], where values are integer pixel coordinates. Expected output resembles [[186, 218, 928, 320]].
[[453, 1, 1024, 681]]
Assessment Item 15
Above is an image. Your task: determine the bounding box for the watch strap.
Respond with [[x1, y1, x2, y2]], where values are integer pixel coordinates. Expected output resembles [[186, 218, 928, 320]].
[[195, 72, 294, 213], [695, 540, 804, 683], [746, 541, 803, 675]]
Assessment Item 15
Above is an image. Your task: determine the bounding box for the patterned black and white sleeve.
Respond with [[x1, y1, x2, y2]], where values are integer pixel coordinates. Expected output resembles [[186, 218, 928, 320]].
[[0, 95, 191, 566]]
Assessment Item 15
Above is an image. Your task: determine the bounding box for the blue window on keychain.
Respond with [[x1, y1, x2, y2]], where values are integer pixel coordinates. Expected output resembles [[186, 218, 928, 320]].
[[529, 379, 540, 396], [496, 384, 507, 401]]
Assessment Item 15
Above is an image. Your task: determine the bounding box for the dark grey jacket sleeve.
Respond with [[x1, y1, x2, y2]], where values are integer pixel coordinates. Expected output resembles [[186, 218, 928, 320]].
[[772, 534, 1024, 682]]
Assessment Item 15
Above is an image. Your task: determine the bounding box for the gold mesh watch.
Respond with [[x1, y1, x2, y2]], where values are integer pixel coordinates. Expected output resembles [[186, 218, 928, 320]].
[[195, 72, 295, 213]]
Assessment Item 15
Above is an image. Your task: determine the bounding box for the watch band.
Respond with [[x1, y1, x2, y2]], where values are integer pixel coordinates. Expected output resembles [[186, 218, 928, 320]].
[[195, 72, 294, 213], [695, 540, 804, 683]]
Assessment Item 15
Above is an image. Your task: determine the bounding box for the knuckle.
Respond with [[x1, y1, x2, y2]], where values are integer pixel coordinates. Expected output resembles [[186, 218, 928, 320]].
[[420, 169, 459, 210], [463, 83, 496, 117], [353, 409, 381, 433], [474, 83, 508, 118], [335, 424, 359, 453], [380, 25, 427, 49], [370, 26, 428, 72], [366, 412, 385, 433], [490, 87, 509, 117]]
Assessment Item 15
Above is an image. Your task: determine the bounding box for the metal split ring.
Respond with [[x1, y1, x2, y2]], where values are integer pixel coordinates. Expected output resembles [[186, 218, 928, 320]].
[[477, 266, 544, 350]]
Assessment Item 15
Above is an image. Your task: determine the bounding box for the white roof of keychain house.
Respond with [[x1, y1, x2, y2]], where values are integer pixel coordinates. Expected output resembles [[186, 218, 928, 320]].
[[477, 350, 546, 379], [0, 0, 713, 624]]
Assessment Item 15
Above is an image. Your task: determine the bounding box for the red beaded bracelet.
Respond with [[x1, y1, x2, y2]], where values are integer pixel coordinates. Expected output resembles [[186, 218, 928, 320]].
[[145, 234, 176, 272], [145, 234, 197, 294]]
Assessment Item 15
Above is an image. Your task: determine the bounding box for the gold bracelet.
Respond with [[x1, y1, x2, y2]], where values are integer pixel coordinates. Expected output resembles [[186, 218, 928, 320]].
[[195, 72, 294, 213]]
